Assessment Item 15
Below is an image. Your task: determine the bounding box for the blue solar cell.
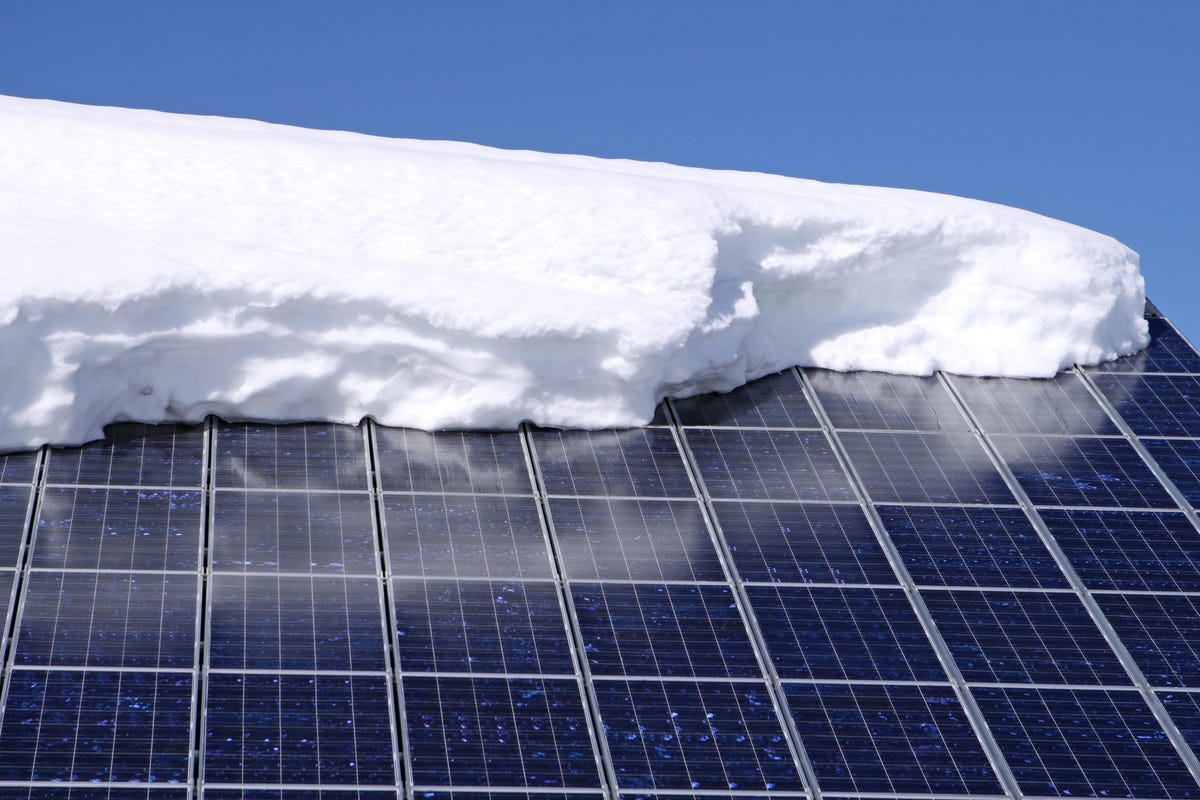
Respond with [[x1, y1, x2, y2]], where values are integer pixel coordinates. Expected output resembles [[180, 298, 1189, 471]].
[[1094, 373, 1200, 437], [878, 504, 1068, 588], [0, 568, 13, 635], [807, 369, 968, 432], [549, 497, 723, 582], [533, 428, 694, 498], [16, 572, 197, 669], [993, 434, 1178, 509], [1158, 691, 1200, 762], [1097, 593, 1200, 688], [1089, 317, 1200, 374], [784, 682, 1001, 795], [0, 483, 34, 566], [747, 585, 944, 681], [393, 578, 573, 675], [375, 428, 533, 495], [685, 429, 854, 502], [974, 685, 1200, 798], [1144, 437, 1200, 510], [712, 501, 893, 584], [951, 371, 1122, 435], [204, 672, 396, 785], [673, 369, 818, 428], [923, 589, 1129, 685], [211, 490, 378, 575], [384, 494, 552, 580], [216, 423, 369, 491], [204, 792, 398, 800], [45, 423, 204, 487], [18, 789, 189, 800], [839, 431, 1015, 505], [572, 583, 760, 678], [32, 487, 203, 571], [419, 794, 601, 800], [1040, 508, 1200, 592], [403, 675, 601, 788], [0, 669, 192, 783], [0, 449, 38, 485], [595, 679, 802, 792], [209, 575, 386, 672]]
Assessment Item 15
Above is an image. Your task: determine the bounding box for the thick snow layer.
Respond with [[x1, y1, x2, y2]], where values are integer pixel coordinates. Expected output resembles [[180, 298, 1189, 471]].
[[0, 95, 1147, 449]]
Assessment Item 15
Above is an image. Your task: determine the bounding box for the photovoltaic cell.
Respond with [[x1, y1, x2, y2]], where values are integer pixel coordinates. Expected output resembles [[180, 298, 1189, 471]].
[[215, 423, 369, 491], [594, 679, 803, 792], [1097, 593, 1200, 688], [0, 669, 193, 783], [712, 501, 894, 585], [1144, 437, 1200, 509], [45, 423, 204, 488], [403, 675, 601, 788], [973, 685, 1200, 798], [922, 589, 1129, 685], [783, 682, 1001, 796], [571, 583, 760, 678], [877, 504, 1069, 588], [746, 585, 944, 681], [532, 428, 694, 498], [418, 794, 601, 800], [1039, 508, 1200, 592], [0, 449, 39, 485], [18, 788, 190, 800], [384, 494, 552, 580], [1094, 373, 1200, 437], [992, 434, 1178, 509], [950, 371, 1122, 435], [1158, 691, 1200, 761], [32, 487, 203, 571], [1089, 317, 1200, 374], [376, 428, 533, 495], [0, 482, 34, 566], [685, 429, 854, 502], [203, 673, 396, 786], [838, 431, 1015, 505], [672, 369, 817, 429], [548, 497, 724, 582], [0, 568, 13, 632], [211, 490, 378, 575], [392, 578, 573, 675], [806, 368, 968, 432], [16, 571, 198, 669], [204, 792, 399, 800]]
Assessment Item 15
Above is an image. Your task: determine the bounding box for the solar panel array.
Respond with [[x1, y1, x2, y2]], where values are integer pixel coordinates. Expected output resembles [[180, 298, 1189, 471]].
[[2, 314, 1200, 799]]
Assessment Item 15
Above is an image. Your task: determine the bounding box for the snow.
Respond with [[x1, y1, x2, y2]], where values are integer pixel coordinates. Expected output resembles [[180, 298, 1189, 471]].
[[0, 95, 1147, 450]]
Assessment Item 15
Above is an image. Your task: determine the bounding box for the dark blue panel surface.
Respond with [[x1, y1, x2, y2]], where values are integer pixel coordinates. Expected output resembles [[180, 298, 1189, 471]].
[[17, 571, 197, 669], [18, 788, 190, 800], [0, 449, 38, 485], [975, 685, 1200, 798], [673, 369, 817, 428], [393, 578, 573, 675], [879, 504, 1068, 588], [1144, 437, 1200, 509], [375, 428, 532, 495], [995, 434, 1178, 509], [209, 575, 385, 672], [1095, 373, 1200, 437], [533, 428, 693, 498], [0, 569, 12, 633], [748, 585, 943, 681], [417, 794, 601, 800], [216, 423, 368, 491], [923, 589, 1129, 685], [952, 372, 1121, 435], [204, 792, 399, 800], [595, 679, 802, 792], [212, 490, 378, 575], [572, 583, 760, 678], [204, 672, 396, 785], [46, 423, 204, 487], [807, 369, 968, 432], [1159, 691, 1200, 761], [1098, 593, 1200, 688], [1040, 508, 1200, 592], [403, 675, 600, 788], [33, 487, 203, 571], [1090, 317, 1200, 374], [0, 482, 33, 566], [784, 682, 1000, 795], [715, 501, 894, 585], [384, 494, 551, 580], [840, 431, 1015, 505], [0, 669, 192, 783], [686, 429, 853, 502], [549, 497, 723, 582]]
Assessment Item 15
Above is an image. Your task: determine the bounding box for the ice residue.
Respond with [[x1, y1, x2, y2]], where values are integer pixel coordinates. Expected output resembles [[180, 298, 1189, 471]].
[[0, 95, 1147, 450]]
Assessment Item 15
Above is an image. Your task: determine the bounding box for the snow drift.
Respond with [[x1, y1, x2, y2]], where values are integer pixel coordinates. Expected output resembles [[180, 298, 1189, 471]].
[[0, 95, 1146, 450]]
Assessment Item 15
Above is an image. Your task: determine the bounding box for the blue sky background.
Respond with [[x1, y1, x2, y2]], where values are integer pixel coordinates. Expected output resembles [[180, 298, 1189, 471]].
[[2, 1, 1196, 339]]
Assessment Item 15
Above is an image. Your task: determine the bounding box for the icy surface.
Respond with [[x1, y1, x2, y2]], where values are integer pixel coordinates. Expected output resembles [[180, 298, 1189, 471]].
[[0, 95, 1147, 449]]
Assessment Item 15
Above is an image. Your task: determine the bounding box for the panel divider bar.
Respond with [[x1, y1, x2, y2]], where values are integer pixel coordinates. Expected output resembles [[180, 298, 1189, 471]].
[[0, 446, 47, 715], [939, 370, 1200, 787], [663, 400, 824, 800], [190, 416, 216, 800], [795, 368, 1025, 800]]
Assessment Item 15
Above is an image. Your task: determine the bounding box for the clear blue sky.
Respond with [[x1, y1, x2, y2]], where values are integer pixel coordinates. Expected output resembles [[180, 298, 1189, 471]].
[[3, 1, 1196, 340]]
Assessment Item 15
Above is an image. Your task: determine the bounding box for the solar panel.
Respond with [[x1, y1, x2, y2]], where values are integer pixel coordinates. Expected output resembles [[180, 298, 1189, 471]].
[[1144, 437, 1200, 509], [1096, 593, 1200, 688], [1088, 317, 1200, 373], [683, 428, 854, 501], [1093, 373, 1200, 437], [838, 431, 1015, 505], [673, 368, 818, 428], [948, 371, 1123, 435], [806, 367, 969, 431]]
